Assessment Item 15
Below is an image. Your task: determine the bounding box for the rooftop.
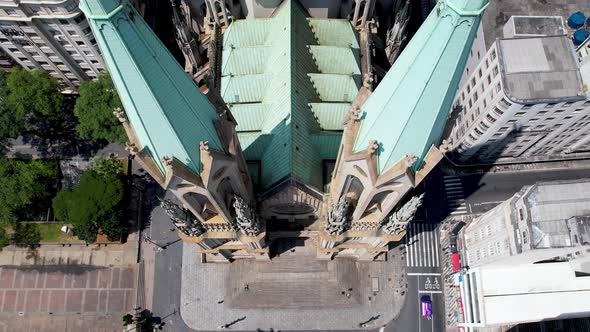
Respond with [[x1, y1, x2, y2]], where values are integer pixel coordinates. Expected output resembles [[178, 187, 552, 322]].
[[481, 0, 590, 49], [524, 178, 590, 249], [503, 16, 565, 38], [497, 35, 585, 103], [221, 0, 361, 190]]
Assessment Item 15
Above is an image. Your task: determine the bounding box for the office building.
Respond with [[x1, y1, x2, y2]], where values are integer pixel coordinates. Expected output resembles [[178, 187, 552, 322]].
[[0, 0, 107, 90], [446, 34, 590, 163], [458, 179, 590, 328]]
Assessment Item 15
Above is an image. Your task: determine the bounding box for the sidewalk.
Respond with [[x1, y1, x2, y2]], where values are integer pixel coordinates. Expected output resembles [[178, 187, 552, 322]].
[[0, 233, 138, 267], [439, 218, 468, 331], [441, 157, 590, 176]]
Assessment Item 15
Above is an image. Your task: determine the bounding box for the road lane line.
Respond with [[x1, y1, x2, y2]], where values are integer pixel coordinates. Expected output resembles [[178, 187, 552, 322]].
[[418, 290, 443, 294], [434, 227, 440, 267], [426, 225, 433, 267], [406, 224, 412, 266], [420, 224, 426, 266], [407, 272, 441, 276]]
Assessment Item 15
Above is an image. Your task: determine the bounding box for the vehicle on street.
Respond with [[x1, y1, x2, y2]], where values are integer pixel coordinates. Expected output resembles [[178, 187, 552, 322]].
[[421, 295, 432, 319]]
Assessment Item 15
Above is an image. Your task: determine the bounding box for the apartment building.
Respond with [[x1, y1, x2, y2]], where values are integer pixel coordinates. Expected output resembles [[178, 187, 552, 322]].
[[447, 34, 590, 163], [457, 179, 590, 329], [460, 179, 590, 268], [0, 0, 106, 90]]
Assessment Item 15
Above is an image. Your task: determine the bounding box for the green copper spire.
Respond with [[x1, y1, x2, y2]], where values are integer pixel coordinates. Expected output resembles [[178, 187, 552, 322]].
[[352, 0, 488, 174], [79, 0, 223, 176]]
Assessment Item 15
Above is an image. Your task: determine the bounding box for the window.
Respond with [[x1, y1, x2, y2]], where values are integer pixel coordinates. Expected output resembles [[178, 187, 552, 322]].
[[499, 126, 509, 132], [486, 75, 491, 85], [471, 78, 476, 87], [493, 66, 499, 77], [485, 59, 489, 69], [74, 15, 84, 23], [83, 50, 92, 55], [515, 112, 525, 117], [495, 83, 501, 93], [490, 49, 496, 61], [545, 103, 556, 108], [59, 19, 69, 25], [563, 102, 574, 107], [493, 107, 504, 116], [486, 114, 496, 123], [473, 91, 478, 102], [82, 27, 91, 35], [528, 118, 538, 123], [4, 9, 18, 16], [49, 7, 61, 14], [477, 51, 481, 60], [66, 3, 78, 11], [574, 108, 583, 113], [478, 68, 482, 78], [75, 40, 85, 46]]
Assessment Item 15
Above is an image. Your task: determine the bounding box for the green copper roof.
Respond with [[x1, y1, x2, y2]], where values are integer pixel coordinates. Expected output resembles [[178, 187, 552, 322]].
[[79, 0, 223, 176], [221, 0, 360, 190], [353, 0, 488, 174]]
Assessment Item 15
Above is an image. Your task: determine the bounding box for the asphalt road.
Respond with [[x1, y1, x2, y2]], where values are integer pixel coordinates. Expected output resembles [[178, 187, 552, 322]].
[[453, 167, 590, 215], [143, 184, 192, 332]]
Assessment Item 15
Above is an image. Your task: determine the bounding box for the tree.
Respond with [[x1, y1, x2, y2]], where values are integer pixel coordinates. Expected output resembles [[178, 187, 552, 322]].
[[0, 71, 22, 151], [74, 72, 127, 144], [0, 159, 57, 225], [92, 157, 125, 178], [6, 68, 64, 131], [53, 170, 124, 243], [10, 223, 41, 247], [0, 227, 9, 249]]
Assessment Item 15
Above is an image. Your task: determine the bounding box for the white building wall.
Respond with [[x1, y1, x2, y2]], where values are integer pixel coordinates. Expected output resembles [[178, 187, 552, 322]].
[[0, 0, 106, 89], [448, 40, 590, 163]]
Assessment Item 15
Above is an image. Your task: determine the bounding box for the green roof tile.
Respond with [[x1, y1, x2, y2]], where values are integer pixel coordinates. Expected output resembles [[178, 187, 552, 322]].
[[221, 0, 360, 189]]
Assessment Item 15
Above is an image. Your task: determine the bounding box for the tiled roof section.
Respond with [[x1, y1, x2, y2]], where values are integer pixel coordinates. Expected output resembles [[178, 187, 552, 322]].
[[221, 0, 361, 189], [79, 0, 223, 176], [353, 0, 488, 174]]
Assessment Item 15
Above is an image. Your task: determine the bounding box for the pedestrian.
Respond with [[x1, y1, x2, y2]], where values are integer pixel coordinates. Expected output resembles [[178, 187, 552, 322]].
[[244, 284, 250, 292]]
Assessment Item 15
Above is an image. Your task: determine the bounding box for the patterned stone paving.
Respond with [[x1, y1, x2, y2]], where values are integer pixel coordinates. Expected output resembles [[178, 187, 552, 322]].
[[0, 266, 135, 315], [181, 241, 406, 331]]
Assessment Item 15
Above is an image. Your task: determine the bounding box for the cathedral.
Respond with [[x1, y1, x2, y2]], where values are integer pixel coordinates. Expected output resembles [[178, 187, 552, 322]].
[[79, 0, 487, 262]]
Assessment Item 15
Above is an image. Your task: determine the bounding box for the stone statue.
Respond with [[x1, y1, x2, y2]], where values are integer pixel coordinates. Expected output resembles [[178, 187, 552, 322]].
[[382, 193, 424, 235], [160, 198, 204, 237], [233, 195, 261, 237], [324, 196, 353, 236]]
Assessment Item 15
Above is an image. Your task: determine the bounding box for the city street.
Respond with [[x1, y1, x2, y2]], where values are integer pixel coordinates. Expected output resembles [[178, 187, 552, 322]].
[[142, 184, 192, 332], [441, 167, 590, 216]]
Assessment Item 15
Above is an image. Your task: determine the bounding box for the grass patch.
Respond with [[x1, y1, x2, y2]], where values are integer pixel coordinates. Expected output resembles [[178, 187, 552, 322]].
[[34, 223, 84, 243]]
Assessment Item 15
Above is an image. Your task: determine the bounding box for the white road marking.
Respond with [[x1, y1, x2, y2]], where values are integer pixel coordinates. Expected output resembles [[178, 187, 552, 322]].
[[407, 272, 442, 276], [406, 224, 440, 268], [418, 290, 443, 294]]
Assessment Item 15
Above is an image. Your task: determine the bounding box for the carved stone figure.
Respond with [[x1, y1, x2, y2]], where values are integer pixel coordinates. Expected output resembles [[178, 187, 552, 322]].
[[382, 193, 424, 235], [385, 0, 411, 65], [233, 195, 261, 237], [160, 198, 204, 237], [325, 196, 353, 236]]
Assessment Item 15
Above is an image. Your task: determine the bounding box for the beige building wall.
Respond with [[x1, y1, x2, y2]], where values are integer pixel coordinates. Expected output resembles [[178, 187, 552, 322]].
[[0, 0, 106, 90]]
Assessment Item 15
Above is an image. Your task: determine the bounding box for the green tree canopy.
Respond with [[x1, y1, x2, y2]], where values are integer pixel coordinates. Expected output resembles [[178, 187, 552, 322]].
[[53, 169, 125, 243], [74, 72, 127, 144], [6, 67, 63, 121], [0, 159, 58, 225], [0, 71, 22, 149], [10, 222, 41, 247]]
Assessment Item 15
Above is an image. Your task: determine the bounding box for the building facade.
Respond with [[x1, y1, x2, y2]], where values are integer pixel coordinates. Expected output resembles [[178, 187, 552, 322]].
[[447, 35, 590, 163], [0, 0, 106, 90], [80, 0, 487, 262], [458, 179, 590, 328]]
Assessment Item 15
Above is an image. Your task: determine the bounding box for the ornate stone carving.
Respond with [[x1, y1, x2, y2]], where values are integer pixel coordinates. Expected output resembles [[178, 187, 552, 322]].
[[160, 198, 204, 237], [324, 196, 353, 236], [162, 156, 173, 166], [233, 195, 261, 237], [350, 221, 380, 232], [199, 141, 210, 151], [381, 193, 424, 235]]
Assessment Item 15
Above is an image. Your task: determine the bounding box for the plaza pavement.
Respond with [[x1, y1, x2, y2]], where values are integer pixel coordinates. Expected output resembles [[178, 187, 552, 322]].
[[0, 265, 135, 332], [181, 241, 407, 331]]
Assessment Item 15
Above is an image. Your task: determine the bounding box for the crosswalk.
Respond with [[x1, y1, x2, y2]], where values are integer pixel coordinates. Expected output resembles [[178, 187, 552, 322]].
[[405, 223, 440, 268], [443, 176, 468, 215]]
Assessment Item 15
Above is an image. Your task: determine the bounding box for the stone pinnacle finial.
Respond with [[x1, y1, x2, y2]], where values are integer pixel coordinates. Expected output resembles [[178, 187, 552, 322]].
[[199, 141, 210, 151], [368, 140, 379, 155], [113, 107, 126, 123], [162, 155, 173, 166]]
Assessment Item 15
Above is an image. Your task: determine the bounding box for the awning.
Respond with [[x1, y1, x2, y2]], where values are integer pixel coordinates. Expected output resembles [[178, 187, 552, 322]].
[[452, 252, 461, 271]]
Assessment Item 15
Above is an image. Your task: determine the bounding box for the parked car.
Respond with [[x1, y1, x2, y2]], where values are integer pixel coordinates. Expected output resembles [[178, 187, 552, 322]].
[[421, 295, 432, 319]]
